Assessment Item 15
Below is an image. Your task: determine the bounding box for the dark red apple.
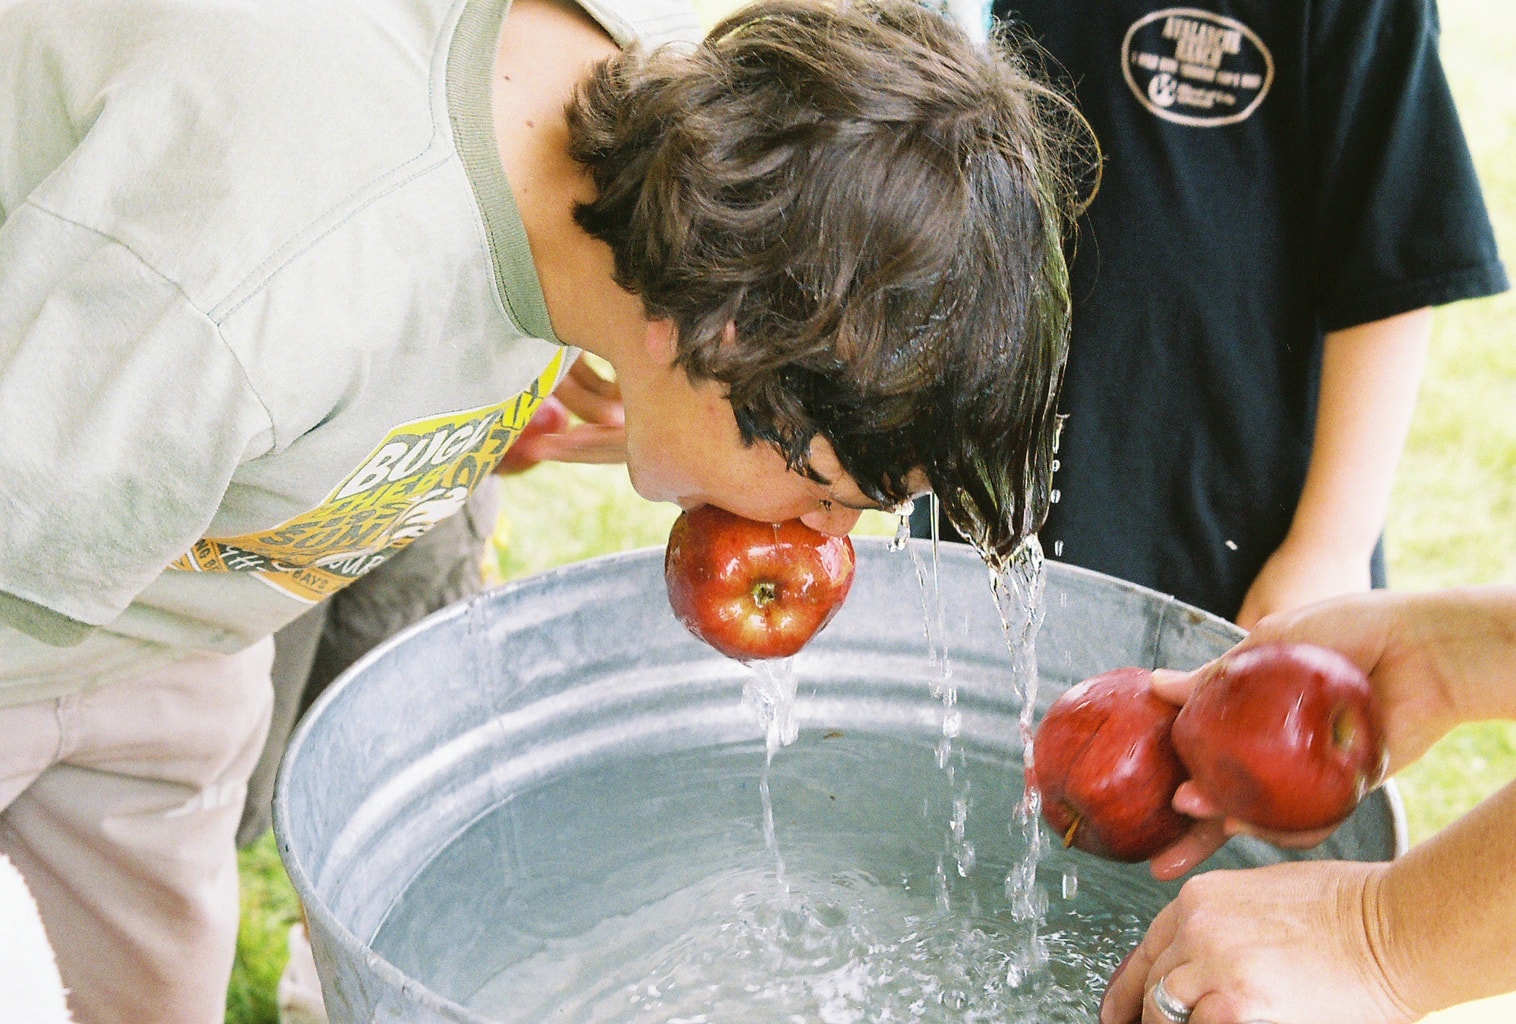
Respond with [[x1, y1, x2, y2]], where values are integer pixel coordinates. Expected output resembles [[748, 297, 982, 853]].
[[664, 505, 855, 661], [1171, 642, 1387, 833], [495, 396, 571, 474], [1031, 667, 1192, 862]]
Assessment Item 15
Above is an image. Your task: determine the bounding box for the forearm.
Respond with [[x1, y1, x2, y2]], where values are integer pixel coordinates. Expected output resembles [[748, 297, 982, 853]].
[[1236, 310, 1433, 626], [1287, 309, 1431, 557], [1389, 585, 1516, 727], [1373, 776, 1516, 1015]]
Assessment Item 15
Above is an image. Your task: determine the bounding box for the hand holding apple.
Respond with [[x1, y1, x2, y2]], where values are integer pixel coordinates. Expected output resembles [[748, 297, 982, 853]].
[[1030, 667, 1192, 862], [1171, 642, 1388, 833], [664, 505, 855, 661]]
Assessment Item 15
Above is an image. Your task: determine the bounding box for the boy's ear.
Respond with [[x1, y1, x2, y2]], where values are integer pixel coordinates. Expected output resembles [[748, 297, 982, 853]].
[[643, 318, 678, 365], [643, 319, 738, 365]]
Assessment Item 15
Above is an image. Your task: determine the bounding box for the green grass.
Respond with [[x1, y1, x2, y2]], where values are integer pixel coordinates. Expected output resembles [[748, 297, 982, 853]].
[[1380, 0, 1516, 847], [229, 832, 305, 1024], [228, 0, 1516, 1018]]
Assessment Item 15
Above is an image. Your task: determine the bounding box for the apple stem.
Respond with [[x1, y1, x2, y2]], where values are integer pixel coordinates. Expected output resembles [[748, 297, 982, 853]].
[[1331, 706, 1357, 751], [1063, 816, 1081, 849]]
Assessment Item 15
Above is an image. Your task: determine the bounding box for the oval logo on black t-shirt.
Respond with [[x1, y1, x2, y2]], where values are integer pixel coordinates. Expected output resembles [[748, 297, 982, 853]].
[[1122, 8, 1274, 127]]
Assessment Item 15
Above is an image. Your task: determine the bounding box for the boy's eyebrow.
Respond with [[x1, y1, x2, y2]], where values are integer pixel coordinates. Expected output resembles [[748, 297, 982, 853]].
[[813, 474, 892, 513], [806, 445, 928, 515], [831, 496, 884, 512]]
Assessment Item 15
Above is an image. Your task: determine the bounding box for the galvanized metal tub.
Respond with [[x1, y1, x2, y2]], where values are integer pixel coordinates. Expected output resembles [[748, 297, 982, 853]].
[[274, 538, 1406, 1023]]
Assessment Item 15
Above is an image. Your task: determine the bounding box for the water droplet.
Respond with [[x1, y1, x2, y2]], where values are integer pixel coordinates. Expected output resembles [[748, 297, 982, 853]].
[[1062, 870, 1079, 900], [889, 510, 911, 551], [1225, 539, 1238, 551], [955, 841, 976, 877], [1052, 540, 1064, 557]]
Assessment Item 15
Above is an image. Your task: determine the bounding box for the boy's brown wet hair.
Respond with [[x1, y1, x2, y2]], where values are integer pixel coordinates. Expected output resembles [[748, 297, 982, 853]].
[[567, 0, 1085, 566]]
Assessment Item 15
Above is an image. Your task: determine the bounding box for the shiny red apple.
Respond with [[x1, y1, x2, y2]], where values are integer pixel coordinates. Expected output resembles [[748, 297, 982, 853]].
[[664, 505, 855, 661], [1031, 667, 1192, 862], [495, 396, 571, 474], [1172, 642, 1387, 833]]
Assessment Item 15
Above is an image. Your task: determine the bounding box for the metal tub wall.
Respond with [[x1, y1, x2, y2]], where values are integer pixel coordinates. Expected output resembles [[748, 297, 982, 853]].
[[274, 538, 1405, 1023]]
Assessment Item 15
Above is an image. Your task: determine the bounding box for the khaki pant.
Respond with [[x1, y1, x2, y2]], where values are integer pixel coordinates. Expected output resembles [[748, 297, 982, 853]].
[[238, 486, 496, 847], [0, 638, 274, 1024]]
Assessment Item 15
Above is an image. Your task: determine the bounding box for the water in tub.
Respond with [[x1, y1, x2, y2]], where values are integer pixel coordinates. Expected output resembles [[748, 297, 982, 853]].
[[370, 512, 1151, 1022]]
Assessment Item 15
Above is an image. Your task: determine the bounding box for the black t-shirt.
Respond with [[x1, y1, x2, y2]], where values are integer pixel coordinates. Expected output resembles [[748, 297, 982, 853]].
[[920, 0, 1507, 619]]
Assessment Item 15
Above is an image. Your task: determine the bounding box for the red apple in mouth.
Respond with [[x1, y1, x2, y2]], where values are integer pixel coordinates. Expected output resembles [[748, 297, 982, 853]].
[[1172, 642, 1387, 833], [663, 505, 855, 661], [1031, 667, 1192, 862]]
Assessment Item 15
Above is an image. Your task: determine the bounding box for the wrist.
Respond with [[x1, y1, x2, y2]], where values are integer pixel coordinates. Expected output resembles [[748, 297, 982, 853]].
[[1277, 518, 1381, 565], [1398, 586, 1516, 727], [1369, 777, 1516, 1017], [1358, 862, 1425, 1022]]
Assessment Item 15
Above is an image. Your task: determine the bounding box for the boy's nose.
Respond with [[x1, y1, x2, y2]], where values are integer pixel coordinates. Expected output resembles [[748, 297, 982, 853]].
[[798, 504, 863, 536]]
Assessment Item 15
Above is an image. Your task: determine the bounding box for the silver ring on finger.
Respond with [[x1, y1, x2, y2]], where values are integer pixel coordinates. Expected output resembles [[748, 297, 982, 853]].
[[1151, 974, 1192, 1024]]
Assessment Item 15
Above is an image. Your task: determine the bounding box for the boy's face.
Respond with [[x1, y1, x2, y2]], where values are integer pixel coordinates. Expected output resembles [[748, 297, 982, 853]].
[[618, 320, 905, 535]]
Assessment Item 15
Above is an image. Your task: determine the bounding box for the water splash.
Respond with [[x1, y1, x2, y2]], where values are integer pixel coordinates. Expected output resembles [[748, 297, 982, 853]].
[[905, 495, 952, 699], [988, 535, 1049, 979], [743, 658, 800, 755], [900, 494, 979, 892], [744, 659, 800, 895], [889, 498, 914, 552], [744, 493, 1050, 989]]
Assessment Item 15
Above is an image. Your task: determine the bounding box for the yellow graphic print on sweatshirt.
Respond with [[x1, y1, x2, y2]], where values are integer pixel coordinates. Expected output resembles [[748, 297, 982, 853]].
[[171, 350, 567, 602]]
